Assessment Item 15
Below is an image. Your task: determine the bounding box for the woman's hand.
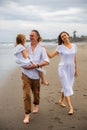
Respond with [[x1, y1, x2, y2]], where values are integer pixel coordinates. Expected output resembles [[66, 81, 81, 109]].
[[74, 68, 78, 77]]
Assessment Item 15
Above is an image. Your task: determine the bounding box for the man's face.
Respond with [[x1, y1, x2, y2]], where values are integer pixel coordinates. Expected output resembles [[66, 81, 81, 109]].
[[29, 31, 38, 43]]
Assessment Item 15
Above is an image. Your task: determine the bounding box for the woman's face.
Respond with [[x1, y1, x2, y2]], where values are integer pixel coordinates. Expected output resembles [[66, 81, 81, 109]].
[[61, 32, 69, 42]]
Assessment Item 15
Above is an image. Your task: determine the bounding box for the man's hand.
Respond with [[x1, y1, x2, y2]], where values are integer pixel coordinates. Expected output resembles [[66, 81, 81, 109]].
[[23, 64, 37, 70]]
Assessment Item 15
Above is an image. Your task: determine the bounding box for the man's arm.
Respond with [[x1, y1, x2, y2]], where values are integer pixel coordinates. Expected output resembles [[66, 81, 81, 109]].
[[23, 60, 49, 70], [37, 61, 49, 68]]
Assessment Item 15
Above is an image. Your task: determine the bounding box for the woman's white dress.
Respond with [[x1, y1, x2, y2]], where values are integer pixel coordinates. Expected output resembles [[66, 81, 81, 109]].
[[56, 44, 77, 96]]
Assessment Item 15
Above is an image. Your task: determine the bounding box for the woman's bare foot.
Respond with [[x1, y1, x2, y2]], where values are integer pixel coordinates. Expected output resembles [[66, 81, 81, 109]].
[[59, 100, 66, 107], [68, 107, 74, 115], [23, 114, 30, 124], [32, 105, 39, 113]]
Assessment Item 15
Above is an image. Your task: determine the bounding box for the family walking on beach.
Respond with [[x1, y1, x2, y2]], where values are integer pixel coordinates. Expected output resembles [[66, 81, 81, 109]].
[[14, 30, 78, 124]]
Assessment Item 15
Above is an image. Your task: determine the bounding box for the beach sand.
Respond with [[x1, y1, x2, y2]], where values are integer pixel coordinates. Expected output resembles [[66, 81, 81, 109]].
[[0, 43, 87, 130]]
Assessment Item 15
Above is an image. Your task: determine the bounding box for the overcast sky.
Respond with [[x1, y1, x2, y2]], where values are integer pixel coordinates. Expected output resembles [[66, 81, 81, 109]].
[[0, 0, 87, 42]]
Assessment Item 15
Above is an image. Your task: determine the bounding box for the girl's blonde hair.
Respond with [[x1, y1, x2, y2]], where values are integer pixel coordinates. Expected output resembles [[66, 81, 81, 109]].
[[16, 34, 26, 45]]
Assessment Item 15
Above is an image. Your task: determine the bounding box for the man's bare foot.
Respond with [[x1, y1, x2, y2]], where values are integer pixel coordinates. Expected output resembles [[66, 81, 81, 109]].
[[23, 114, 30, 124], [32, 105, 38, 113], [59, 100, 66, 107], [41, 80, 49, 85]]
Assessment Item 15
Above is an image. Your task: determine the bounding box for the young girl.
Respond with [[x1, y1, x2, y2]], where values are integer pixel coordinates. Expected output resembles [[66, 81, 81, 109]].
[[14, 33, 48, 85], [47, 32, 78, 115]]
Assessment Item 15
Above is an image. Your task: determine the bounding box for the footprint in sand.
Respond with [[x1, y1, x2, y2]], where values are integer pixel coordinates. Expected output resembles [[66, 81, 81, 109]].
[[54, 117, 63, 124]]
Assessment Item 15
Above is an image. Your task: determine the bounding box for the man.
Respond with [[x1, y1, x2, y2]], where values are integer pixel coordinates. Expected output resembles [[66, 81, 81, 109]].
[[22, 30, 49, 124]]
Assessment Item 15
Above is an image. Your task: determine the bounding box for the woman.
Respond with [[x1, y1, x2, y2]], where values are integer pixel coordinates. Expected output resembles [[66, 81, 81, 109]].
[[47, 31, 78, 115]]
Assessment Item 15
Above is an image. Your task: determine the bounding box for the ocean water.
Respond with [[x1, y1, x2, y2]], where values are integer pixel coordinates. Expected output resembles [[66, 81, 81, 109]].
[[0, 41, 57, 47], [0, 42, 16, 82]]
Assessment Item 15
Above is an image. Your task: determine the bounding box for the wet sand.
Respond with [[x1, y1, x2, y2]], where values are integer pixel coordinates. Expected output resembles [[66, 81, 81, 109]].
[[0, 42, 87, 130]]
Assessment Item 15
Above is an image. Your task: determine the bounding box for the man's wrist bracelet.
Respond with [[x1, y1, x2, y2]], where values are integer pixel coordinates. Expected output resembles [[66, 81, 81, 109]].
[[37, 64, 39, 68]]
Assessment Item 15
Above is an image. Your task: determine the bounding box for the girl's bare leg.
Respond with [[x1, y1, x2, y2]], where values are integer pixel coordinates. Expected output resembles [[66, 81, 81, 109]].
[[39, 72, 49, 85]]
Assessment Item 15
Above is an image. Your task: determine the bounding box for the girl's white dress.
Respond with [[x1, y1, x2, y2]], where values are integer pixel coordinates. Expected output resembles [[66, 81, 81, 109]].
[[56, 44, 77, 96], [14, 44, 32, 66]]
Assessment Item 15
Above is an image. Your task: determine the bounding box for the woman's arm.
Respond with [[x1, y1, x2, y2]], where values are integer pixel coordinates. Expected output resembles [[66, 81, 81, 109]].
[[46, 50, 58, 58], [74, 54, 78, 77]]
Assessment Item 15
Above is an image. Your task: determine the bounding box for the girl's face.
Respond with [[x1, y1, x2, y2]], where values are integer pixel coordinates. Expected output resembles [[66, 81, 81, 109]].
[[61, 32, 69, 42]]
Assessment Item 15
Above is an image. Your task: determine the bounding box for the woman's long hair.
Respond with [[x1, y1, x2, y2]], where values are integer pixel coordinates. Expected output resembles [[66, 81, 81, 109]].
[[57, 31, 70, 45]]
